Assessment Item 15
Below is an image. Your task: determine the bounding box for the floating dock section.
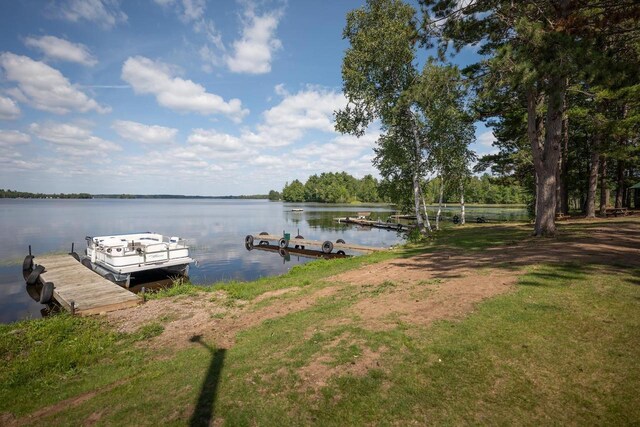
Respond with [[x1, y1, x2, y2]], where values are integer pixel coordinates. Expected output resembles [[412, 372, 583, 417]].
[[33, 254, 142, 316], [251, 243, 349, 260], [247, 233, 387, 253]]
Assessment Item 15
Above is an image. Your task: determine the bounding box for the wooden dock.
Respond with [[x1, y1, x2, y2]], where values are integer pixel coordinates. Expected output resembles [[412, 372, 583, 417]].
[[249, 234, 387, 252], [334, 217, 410, 231], [34, 254, 142, 316], [251, 243, 349, 259], [389, 214, 417, 220]]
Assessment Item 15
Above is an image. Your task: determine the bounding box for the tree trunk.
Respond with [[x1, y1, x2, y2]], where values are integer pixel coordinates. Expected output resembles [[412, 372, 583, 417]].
[[559, 100, 570, 214], [435, 175, 444, 230], [599, 156, 607, 216], [410, 121, 425, 231], [585, 143, 600, 218], [614, 159, 625, 208], [528, 77, 565, 237], [412, 170, 425, 229], [555, 160, 562, 215], [534, 167, 557, 235], [460, 181, 465, 225], [417, 184, 432, 231]]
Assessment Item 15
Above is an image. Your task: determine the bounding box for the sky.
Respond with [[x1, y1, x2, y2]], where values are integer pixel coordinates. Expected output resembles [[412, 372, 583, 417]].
[[0, 0, 496, 196]]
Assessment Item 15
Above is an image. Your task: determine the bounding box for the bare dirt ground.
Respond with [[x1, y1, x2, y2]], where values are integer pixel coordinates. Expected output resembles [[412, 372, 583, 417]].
[[107, 220, 640, 350]]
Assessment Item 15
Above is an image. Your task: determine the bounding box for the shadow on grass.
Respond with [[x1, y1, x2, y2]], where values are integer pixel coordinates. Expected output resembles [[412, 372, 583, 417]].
[[189, 335, 226, 427], [517, 263, 588, 287], [384, 221, 640, 281]]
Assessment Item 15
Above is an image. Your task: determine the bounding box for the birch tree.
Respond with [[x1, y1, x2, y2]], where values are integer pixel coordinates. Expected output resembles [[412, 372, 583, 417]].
[[335, 0, 432, 231], [336, 0, 475, 233]]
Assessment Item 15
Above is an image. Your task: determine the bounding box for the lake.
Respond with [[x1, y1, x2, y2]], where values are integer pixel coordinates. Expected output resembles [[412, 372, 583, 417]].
[[0, 199, 528, 323]]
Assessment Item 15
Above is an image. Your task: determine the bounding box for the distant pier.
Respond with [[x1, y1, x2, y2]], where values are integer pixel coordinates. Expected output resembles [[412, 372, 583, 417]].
[[334, 217, 410, 231]]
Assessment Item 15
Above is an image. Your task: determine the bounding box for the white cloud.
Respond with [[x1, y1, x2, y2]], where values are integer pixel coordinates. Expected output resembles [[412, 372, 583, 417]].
[[155, 0, 207, 24], [187, 129, 245, 152], [116, 147, 224, 178], [0, 95, 21, 120], [0, 130, 31, 147], [24, 35, 97, 66], [225, 7, 283, 74], [181, 0, 206, 22], [291, 131, 379, 169], [475, 130, 498, 155], [121, 56, 248, 122], [30, 122, 121, 156], [0, 53, 109, 114], [242, 85, 346, 147], [112, 120, 178, 145], [186, 129, 257, 161], [54, 0, 127, 29], [197, 19, 226, 71], [155, 0, 225, 72], [263, 87, 344, 133], [155, 0, 205, 23]]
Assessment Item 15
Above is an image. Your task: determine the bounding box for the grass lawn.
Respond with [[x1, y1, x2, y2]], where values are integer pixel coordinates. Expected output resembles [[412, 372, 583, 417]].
[[1, 219, 639, 426]]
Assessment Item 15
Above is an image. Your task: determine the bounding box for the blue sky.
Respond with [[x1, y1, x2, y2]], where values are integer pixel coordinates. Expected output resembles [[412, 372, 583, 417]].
[[0, 0, 495, 196]]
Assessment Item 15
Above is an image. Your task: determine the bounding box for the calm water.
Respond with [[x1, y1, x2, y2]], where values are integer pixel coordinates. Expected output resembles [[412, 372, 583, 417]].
[[0, 199, 527, 323]]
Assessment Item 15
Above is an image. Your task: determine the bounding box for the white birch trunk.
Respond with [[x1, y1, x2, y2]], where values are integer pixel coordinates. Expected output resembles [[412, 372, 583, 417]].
[[412, 171, 424, 230], [418, 184, 432, 231], [410, 117, 425, 231], [460, 181, 465, 225], [435, 174, 444, 230]]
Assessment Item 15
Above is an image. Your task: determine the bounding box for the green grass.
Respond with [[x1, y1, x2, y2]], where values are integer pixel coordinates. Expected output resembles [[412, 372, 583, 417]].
[[1, 220, 639, 425], [145, 279, 204, 300], [427, 222, 532, 251], [0, 315, 150, 416], [214, 250, 398, 301]]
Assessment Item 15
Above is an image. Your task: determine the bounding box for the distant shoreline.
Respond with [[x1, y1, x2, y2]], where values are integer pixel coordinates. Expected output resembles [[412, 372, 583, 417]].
[[0, 190, 269, 200]]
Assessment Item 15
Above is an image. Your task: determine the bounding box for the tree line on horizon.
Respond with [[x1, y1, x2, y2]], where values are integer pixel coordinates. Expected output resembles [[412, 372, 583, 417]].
[[0, 189, 92, 199], [335, 0, 639, 236], [274, 172, 527, 205], [0, 189, 270, 200]]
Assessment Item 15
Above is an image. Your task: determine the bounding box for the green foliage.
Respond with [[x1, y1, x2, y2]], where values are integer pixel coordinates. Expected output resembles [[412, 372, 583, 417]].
[[267, 190, 281, 201], [281, 179, 305, 202], [460, 174, 528, 204], [406, 226, 423, 243], [282, 172, 383, 203], [337, 1, 477, 227], [422, 0, 640, 220]]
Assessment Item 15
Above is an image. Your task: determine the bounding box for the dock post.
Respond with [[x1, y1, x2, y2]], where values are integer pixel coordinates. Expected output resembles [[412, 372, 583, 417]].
[[70, 301, 76, 316], [70, 242, 74, 254], [29, 245, 32, 256]]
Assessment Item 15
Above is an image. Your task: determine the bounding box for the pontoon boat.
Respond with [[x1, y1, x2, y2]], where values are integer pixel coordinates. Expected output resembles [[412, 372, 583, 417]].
[[82, 232, 193, 287]]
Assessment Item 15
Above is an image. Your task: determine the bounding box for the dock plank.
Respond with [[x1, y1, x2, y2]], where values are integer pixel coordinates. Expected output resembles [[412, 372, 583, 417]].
[[35, 254, 141, 315]]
